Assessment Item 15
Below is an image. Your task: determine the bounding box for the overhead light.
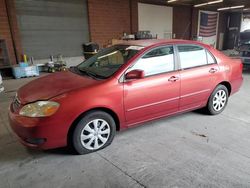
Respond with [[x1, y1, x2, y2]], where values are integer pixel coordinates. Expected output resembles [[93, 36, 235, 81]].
[[243, 8, 250, 11], [194, 3, 207, 7], [217, 7, 230, 11], [167, 0, 177, 3], [218, 5, 245, 11], [194, 0, 223, 7], [231, 5, 245, 9], [208, 0, 224, 5]]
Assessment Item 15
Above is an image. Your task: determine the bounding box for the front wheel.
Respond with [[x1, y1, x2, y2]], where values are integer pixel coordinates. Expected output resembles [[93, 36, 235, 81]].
[[71, 111, 116, 154], [206, 85, 229, 115]]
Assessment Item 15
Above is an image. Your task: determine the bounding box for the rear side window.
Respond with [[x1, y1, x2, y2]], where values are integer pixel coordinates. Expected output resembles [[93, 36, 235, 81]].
[[130, 46, 174, 76], [178, 45, 208, 69]]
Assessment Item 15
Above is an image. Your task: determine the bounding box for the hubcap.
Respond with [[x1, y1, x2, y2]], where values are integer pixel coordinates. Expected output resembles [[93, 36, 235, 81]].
[[212, 90, 227, 112], [80, 119, 110, 150]]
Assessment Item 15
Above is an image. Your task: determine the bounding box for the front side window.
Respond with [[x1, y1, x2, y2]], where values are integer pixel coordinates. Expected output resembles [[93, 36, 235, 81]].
[[178, 45, 207, 69], [130, 46, 175, 76], [77, 45, 143, 79]]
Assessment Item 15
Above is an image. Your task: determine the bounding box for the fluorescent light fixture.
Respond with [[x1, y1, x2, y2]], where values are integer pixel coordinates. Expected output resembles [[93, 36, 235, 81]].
[[208, 0, 223, 5], [217, 7, 231, 11], [218, 5, 245, 11], [167, 0, 177, 3], [230, 5, 245, 9], [194, 0, 223, 7], [243, 8, 250, 11], [194, 3, 207, 7]]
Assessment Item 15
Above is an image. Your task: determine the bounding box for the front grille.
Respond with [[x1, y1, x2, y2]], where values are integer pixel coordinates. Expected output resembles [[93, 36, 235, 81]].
[[12, 95, 21, 112]]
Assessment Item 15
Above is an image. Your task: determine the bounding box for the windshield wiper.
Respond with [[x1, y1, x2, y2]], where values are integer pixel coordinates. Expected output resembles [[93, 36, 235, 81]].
[[77, 68, 107, 79]]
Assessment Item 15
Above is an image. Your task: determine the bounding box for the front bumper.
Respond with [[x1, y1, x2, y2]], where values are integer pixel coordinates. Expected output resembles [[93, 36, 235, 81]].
[[8, 109, 46, 148], [8, 102, 68, 150]]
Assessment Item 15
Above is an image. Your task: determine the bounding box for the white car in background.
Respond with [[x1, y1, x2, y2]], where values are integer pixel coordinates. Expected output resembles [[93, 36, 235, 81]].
[[0, 72, 4, 93]]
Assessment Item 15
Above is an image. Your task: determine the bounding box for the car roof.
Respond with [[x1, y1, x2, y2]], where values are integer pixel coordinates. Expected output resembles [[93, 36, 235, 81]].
[[117, 39, 211, 48]]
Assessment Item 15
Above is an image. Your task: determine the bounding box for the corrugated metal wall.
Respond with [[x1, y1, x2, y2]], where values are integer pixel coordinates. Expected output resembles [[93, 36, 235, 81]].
[[15, 0, 89, 59]]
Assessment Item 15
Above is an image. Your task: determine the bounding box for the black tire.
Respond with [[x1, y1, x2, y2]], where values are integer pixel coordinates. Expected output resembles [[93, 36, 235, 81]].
[[206, 84, 229, 115], [71, 111, 116, 155]]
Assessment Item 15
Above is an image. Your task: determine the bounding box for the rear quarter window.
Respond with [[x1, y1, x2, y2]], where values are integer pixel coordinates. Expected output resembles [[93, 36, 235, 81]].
[[206, 50, 217, 64]]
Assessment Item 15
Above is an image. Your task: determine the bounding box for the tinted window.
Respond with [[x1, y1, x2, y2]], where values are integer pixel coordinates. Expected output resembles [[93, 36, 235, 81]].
[[207, 50, 216, 64], [130, 46, 174, 76], [178, 45, 207, 69]]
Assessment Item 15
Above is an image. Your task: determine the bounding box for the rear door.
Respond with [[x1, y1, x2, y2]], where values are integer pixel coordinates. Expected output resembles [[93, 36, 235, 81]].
[[123, 45, 180, 125], [176, 45, 220, 111]]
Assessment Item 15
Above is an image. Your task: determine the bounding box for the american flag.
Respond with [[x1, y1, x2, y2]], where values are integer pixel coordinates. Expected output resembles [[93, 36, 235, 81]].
[[199, 12, 218, 37]]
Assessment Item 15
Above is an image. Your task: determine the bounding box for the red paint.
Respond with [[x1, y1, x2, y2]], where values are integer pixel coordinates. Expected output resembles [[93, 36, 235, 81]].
[[9, 40, 243, 149]]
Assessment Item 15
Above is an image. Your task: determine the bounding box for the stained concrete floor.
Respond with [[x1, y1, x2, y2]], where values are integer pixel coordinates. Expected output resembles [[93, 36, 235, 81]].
[[0, 70, 250, 188]]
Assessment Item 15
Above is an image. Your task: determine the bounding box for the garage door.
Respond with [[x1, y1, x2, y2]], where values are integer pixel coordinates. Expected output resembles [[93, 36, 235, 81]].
[[15, 0, 89, 59]]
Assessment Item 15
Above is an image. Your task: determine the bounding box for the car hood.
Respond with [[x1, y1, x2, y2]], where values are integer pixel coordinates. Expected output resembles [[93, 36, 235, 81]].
[[18, 71, 98, 104]]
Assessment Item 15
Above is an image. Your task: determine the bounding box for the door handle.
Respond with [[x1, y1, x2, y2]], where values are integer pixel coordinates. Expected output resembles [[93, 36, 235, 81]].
[[168, 76, 179, 82], [209, 68, 218, 73]]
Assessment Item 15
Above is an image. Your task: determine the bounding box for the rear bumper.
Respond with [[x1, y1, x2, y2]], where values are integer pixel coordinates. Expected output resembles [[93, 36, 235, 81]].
[[231, 77, 243, 95]]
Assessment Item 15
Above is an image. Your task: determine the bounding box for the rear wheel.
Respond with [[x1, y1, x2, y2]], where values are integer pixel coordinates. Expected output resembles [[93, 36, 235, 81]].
[[206, 85, 229, 115], [71, 111, 116, 154]]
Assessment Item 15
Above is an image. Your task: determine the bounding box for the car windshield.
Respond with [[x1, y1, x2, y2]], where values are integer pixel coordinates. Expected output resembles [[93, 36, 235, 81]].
[[77, 45, 143, 79]]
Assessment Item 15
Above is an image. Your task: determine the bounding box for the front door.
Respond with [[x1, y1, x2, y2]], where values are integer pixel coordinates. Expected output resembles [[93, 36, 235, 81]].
[[123, 45, 180, 125]]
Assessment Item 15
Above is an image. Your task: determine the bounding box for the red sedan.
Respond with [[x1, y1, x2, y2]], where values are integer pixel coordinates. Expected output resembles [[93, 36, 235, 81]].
[[9, 39, 243, 154]]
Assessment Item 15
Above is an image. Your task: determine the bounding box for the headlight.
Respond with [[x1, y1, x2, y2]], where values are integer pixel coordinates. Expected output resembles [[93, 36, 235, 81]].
[[19, 101, 60, 117]]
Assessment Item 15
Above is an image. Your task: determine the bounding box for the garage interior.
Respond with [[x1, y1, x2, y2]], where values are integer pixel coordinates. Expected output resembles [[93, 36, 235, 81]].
[[0, 0, 250, 187]]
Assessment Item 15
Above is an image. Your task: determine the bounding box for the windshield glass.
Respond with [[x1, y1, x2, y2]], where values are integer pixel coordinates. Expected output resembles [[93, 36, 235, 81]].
[[77, 45, 143, 79]]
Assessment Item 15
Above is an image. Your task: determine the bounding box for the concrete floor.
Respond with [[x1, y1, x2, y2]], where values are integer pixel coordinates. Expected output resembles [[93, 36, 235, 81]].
[[0, 70, 250, 188]]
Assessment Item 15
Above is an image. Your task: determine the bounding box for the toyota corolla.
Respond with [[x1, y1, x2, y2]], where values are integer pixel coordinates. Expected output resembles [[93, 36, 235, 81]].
[[9, 39, 243, 154]]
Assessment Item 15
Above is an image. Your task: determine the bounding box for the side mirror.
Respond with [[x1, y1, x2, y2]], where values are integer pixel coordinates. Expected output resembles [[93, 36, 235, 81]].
[[125, 69, 144, 80]]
